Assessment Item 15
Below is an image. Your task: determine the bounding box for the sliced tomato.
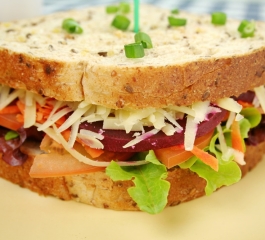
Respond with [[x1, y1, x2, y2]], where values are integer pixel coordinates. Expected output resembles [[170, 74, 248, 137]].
[[0, 113, 23, 131], [31, 134, 134, 178], [154, 131, 214, 169], [29, 152, 105, 178]]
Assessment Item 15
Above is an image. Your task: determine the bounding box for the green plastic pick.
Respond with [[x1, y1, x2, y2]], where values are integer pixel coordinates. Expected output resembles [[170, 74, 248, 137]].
[[134, 0, 139, 32]]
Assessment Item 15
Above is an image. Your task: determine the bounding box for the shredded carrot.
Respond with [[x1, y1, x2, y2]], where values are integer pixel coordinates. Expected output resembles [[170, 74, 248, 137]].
[[37, 103, 53, 113], [36, 112, 44, 122], [83, 145, 104, 158], [36, 104, 51, 123], [231, 120, 244, 153], [16, 114, 24, 123], [61, 129, 71, 141], [237, 100, 253, 108], [35, 102, 67, 126], [0, 105, 20, 114], [37, 106, 52, 116], [16, 100, 25, 114], [190, 146, 219, 171], [55, 116, 67, 127]]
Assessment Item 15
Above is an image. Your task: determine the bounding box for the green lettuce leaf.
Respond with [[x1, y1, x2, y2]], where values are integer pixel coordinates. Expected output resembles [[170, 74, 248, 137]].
[[209, 129, 225, 161], [190, 160, 241, 195], [178, 155, 198, 169], [106, 150, 170, 214], [240, 107, 262, 128], [239, 118, 251, 139]]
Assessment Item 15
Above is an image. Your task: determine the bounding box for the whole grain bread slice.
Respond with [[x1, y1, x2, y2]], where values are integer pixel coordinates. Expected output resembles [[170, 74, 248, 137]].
[[0, 140, 263, 211], [0, 5, 265, 109]]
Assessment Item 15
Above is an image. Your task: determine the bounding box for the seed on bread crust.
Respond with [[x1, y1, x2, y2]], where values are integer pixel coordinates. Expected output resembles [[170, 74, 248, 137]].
[[43, 64, 55, 75], [124, 84, 133, 93], [201, 90, 210, 101]]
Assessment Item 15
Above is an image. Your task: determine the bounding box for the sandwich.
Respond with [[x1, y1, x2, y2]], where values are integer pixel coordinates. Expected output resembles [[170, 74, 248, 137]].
[[0, 3, 265, 214]]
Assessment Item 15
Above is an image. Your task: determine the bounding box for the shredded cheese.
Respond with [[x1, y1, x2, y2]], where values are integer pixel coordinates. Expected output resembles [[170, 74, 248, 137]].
[[162, 123, 176, 136], [123, 128, 160, 149], [81, 113, 104, 123], [0, 85, 10, 108], [183, 101, 210, 151], [24, 91, 36, 128], [157, 109, 183, 132], [168, 105, 195, 117], [68, 119, 80, 148], [37, 106, 73, 131], [48, 101, 65, 118], [116, 108, 156, 133], [184, 115, 198, 151], [226, 112, 236, 129], [192, 101, 210, 122], [58, 104, 91, 132], [103, 117, 144, 131], [79, 129, 104, 140], [0, 88, 24, 110], [235, 113, 244, 121], [77, 133, 104, 149], [216, 124, 230, 161], [216, 97, 242, 113], [254, 85, 265, 113], [252, 95, 260, 108]]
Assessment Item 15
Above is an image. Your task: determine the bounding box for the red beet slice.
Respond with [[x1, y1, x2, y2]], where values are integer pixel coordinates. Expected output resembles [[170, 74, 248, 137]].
[[234, 90, 255, 103], [79, 108, 226, 152]]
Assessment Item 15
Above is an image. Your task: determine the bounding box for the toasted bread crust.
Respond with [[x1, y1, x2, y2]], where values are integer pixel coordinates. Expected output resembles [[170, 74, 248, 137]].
[[84, 49, 265, 108], [0, 140, 264, 211], [1, 48, 265, 109], [0, 49, 85, 101], [1, 5, 265, 108]]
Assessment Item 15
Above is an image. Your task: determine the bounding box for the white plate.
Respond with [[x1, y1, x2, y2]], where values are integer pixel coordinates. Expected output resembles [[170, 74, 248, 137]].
[[0, 157, 265, 240]]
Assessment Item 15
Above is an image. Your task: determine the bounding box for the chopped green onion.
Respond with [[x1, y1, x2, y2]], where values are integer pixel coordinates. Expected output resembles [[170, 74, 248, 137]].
[[171, 9, 179, 14], [211, 12, 227, 25], [62, 18, 83, 34], [168, 16, 187, 27], [119, 2, 130, 14], [106, 5, 119, 14], [134, 32, 153, 49], [106, 2, 130, 14], [238, 20, 250, 32], [111, 15, 130, 30], [238, 20, 255, 38], [124, 43, 145, 58], [4, 130, 19, 141]]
